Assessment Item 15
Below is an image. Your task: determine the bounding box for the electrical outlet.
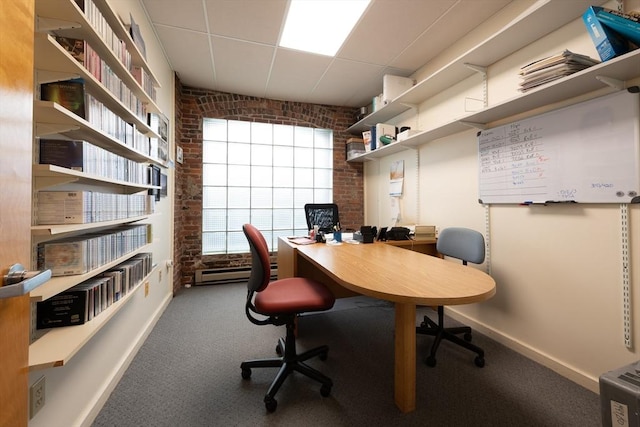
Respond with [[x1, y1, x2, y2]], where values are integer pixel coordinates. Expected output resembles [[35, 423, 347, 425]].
[[30, 375, 46, 418], [158, 270, 162, 282], [144, 281, 149, 297]]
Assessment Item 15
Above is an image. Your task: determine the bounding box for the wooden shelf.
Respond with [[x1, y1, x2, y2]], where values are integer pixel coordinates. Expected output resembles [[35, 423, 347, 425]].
[[32, 215, 151, 237], [35, 0, 160, 90], [34, 101, 163, 165], [29, 266, 157, 371], [30, 244, 152, 302], [33, 163, 157, 192], [347, 0, 604, 134]]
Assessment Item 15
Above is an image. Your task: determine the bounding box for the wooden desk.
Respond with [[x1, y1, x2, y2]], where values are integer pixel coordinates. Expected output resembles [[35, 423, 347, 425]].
[[277, 238, 496, 413]]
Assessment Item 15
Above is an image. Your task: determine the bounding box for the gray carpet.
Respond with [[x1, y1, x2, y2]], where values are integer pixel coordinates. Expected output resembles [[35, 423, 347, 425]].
[[92, 284, 601, 426]]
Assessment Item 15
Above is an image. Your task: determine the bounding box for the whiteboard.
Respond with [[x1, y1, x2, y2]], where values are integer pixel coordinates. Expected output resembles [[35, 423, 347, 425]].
[[478, 90, 640, 204]]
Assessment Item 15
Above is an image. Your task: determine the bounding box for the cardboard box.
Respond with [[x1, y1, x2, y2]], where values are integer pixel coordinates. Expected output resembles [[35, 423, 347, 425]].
[[362, 130, 372, 152]]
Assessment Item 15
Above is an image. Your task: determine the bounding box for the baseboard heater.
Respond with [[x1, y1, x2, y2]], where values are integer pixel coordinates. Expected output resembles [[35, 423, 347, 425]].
[[195, 265, 277, 285]]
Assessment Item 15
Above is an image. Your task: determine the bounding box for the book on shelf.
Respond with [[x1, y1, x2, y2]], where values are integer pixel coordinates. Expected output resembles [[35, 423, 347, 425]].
[[518, 50, 599, 92], [55, 36, 86, 65], [129, 13, 147, 59], [37, 224, 150, 276], [35, 253, 153, 330], [36, 289, 89, 329], [595, 7, 640, 47], [40, 78, 87, 119], [148, 113, 169, 161], [35, 190, 154, 225], [38, 138, 150, 185], [582, 6, 631, 61]]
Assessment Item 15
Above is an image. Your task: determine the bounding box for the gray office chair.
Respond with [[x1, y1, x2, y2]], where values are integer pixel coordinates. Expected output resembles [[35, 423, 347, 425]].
[[416, 227, 487, 368]]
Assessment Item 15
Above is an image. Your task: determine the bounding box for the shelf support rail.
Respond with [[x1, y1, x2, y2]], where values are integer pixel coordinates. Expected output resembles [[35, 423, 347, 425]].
[[621, 203, 632, 348]]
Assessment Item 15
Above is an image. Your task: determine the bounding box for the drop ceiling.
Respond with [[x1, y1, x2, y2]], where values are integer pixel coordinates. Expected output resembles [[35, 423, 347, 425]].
[[141, 0, 515, 108]]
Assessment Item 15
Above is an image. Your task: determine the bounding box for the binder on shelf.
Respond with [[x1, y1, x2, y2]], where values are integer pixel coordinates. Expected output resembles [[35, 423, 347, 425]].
[[595, 7, 640, 47], [582, 6, 630, 61]]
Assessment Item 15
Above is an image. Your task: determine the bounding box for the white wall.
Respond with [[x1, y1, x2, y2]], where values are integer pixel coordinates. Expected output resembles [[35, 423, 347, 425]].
[[28, 1, 175, 426], [364, 0, 640, 392]]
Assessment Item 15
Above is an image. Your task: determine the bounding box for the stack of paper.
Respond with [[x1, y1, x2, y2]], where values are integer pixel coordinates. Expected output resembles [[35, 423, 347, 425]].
[[518, 50, 600, 92]]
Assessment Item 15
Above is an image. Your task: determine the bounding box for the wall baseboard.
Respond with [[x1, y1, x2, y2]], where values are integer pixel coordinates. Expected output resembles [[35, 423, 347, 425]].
[[445, 308, 599, 394]]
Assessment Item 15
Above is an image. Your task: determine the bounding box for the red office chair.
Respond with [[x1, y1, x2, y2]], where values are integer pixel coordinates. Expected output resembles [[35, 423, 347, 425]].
[[240, 223, 335, 412]]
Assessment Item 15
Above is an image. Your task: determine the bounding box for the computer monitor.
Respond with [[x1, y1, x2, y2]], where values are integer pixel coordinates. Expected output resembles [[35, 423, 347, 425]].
[[304, 203, 339, 234]]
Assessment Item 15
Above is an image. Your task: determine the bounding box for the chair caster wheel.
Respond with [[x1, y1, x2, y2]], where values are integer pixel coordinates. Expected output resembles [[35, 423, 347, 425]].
[[320, 384, 332, 397], [265, 396, 277, 412], [275, 343, 283, 356], [474, 356, 485, 368], [464, 332, 472, 342], [426, 356, 437, 367], [241, 367, 251, 379]]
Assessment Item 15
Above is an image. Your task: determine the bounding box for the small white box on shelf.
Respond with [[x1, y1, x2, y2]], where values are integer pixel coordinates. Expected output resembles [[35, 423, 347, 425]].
[[383, 75, 414, 105], [397, 129, 419, 141]]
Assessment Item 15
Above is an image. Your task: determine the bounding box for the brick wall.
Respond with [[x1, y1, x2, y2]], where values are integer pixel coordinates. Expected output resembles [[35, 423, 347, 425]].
[[174, 82, 363, 289]]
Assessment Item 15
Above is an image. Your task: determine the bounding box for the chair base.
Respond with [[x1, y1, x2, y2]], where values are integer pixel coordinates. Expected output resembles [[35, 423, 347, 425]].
[[241, 321, 332, 412], [416, 306, 485, 368]]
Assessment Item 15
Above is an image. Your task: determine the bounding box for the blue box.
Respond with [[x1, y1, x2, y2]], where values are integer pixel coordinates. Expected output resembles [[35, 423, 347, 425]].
[[582, 6, 630, 61], [596, 7, 640, 47]]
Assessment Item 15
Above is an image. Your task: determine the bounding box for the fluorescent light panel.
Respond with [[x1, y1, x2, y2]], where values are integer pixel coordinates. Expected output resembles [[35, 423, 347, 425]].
[[280, 0, 370, 56]]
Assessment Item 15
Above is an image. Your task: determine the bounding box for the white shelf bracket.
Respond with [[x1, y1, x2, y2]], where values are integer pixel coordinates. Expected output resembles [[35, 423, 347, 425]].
[[464, 63, 487, 75], [36, 17, 81, 32], [596, 76, 626, 91], [398, 103, 417, 111], [459, 121, 487, 130]]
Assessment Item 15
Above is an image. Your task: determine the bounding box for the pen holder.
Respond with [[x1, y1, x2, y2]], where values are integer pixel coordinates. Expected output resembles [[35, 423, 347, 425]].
[[333, 231, 342, 242]]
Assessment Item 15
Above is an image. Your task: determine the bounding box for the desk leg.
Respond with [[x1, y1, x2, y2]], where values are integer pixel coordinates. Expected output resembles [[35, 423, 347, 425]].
[[394, 302, 416, 413]]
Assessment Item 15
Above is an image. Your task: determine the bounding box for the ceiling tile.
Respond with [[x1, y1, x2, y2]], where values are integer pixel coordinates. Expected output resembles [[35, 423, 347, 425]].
[[390, 0, 512, 70], [311, 59, 386, 107], [142, 0, 208, 32], [155, 26, 215, 89], [338, 0, 457, 65], [265, 48, 333, 103], [205, 0, 288, 44], [210, 36, 275, 97]]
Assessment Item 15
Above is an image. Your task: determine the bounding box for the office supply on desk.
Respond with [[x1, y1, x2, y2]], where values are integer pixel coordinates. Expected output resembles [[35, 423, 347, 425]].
[[478, 90, 640, 204], [277, 238, 495, 413], [416, 227, 487, 368], [304, 203, 340, 234], [241, 224, 335, 412], [353, 226, 376, 243]]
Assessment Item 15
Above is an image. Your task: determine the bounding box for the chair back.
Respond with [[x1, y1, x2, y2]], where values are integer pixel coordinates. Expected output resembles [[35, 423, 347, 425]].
[[304, 203, 339, 233], [436, 227, 485, 265], [242, 224, 272, 293]]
